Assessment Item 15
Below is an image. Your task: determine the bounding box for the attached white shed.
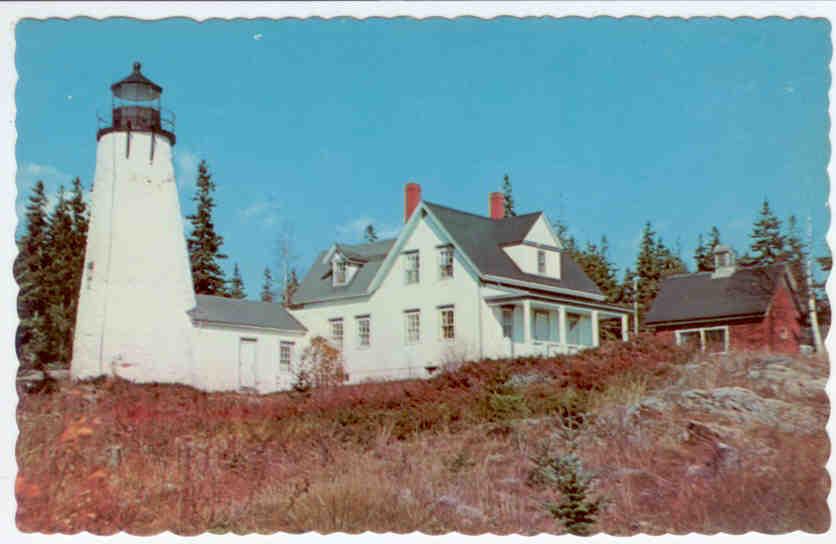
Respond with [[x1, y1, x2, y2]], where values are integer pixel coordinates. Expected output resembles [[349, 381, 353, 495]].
[[189, 295, 307, 393]]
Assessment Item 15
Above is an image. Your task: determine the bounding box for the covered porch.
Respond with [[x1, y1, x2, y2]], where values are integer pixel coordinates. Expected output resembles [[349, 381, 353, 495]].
[[486, 294, 630, 358]]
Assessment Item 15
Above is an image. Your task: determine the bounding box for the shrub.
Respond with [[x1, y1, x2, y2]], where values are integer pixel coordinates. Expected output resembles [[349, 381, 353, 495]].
[[292, 336, 348, 392]]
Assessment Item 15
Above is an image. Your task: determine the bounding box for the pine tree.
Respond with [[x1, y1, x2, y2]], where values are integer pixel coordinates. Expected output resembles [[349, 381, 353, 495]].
[[227, 263, 246, 299], [364, 224, 378, 243], [260, 267, 274, 302], [282, 268, 299, 307], [635, 222, 660, 319], [750, 199, 784, 265], [576, 237, 618, 302], [65, 177, 89, 364], [14, 180, 51, 369], [693, 234, 709, 272], [186, 160, 228, 295], [44, 186, 77, 364], [782, 215, 808, 303], [502, 174, 516, 217], [656, 236, 687, 278]]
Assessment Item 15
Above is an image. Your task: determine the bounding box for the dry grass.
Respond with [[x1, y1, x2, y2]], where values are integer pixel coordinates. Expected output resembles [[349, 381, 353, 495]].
[[14, 336, 830, 535]]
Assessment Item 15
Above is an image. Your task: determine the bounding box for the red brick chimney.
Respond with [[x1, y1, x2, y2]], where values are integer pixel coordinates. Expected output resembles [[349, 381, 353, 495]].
[[404, 182, 422, 223], [489, 192, 505, 220]]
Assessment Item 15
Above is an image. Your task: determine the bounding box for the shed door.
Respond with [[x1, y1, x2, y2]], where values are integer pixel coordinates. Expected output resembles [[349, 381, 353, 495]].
[[239, 338, 258, 390]]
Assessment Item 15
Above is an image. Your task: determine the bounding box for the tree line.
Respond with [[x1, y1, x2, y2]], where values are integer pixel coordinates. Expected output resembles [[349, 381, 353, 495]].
[[501, 175, 830, 331], [14, 159, 298, 371]]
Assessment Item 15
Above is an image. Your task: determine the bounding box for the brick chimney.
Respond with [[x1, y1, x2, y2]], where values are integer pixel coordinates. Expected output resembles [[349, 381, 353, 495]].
[[489, 192, 505, 220], [404, 182, 422, 223]]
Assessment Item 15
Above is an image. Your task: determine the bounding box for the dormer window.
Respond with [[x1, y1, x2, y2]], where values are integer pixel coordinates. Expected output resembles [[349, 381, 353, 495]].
[[537, 250, 547, 274], [334, 260, 347, 285]]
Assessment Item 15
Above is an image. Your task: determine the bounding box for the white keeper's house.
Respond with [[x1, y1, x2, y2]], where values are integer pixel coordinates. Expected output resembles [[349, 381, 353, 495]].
[[70, 63, 631, 393]]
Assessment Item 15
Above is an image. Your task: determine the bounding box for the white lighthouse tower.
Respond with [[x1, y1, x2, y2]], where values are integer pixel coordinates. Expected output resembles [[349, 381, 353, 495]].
[[72, 62, 196, 385]]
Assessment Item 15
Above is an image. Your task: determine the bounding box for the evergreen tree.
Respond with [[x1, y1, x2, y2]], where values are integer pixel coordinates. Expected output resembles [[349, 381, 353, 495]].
[[282, 268, 299, 307], [14, 180, 51, 369], [656, 236, 687, 278], [576, 237, 618, 302], [749, 199, 784, 265], [44, 186, 77, 364], [782, 215, 809, 303], [364, 224, 378, 243], [634, 222, 660, 319], [186, 160, 228, 295], [552, 218, 578, 259], [260, 267, 274, 302], [502, 174, 516, 217], [227, 263, 246, 299], [694, 227, 721, 272]]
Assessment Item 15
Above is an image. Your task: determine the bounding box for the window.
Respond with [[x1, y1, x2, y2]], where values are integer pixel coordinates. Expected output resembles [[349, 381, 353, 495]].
[[405, 310, 421, 344], [330, 318, 344, 348], [334, 260, 347, 285], [501, 307, 514, 339], [676, 327, 728, 354], [279, 341, 294, 372], [405, 251, 420, 284], [534, 310, 550, 341], [537, 249, 547, 274], [357, 316, 371, 347], [440, 306, 455, 340], [439, 246, 454, 279]]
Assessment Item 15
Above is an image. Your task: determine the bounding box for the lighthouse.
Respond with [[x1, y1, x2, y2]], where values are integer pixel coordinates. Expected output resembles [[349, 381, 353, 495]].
[[71, 62, 196, 384]]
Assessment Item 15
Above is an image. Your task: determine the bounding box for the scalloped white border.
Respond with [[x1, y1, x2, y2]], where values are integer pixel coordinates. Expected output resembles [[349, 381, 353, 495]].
[[1, 2, 834, 544]]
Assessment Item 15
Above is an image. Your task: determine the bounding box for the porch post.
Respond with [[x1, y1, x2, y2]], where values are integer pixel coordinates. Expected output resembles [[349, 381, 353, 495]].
[[591, 310, 600, 347], [621, 314, 629, 341], [522, 300, 532, 344], [558, 306, 567, 348]]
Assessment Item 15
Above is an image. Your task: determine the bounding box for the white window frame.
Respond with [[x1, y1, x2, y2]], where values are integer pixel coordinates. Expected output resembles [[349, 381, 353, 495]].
[[330, 318, 344, 348], [404, 310, 421, 345], [404, 251, 420, 284], [675, 325, 729, 354], [537, 249, 547, 275], [439, 306, 455, 341], [356, 315, 371, 348], [333, 260, 347, 286], [279, 341, 294, 372], [438, 245, 454, 279], [501, 307, 514, 339]]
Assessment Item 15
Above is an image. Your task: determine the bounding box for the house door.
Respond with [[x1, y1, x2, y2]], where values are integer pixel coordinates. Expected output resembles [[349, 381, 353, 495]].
[[239, 338, 258, 390]]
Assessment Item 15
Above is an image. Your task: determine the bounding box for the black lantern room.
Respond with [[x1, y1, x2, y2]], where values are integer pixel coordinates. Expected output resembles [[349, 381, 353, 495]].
[[97, 62, 176, 145]]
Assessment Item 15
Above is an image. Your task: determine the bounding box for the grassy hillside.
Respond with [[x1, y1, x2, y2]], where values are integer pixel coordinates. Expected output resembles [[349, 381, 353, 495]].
[[15, 337, 830, 535]]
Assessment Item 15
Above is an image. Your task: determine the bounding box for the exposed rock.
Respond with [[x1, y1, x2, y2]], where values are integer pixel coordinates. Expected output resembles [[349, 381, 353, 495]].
[[436, 495, 486, 521], [505, 372, 550, 388]]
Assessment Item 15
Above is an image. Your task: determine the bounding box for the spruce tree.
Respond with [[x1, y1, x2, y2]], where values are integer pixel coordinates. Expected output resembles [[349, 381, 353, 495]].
[[282, 268, 299, 307], [693, 234, 709, 272], [260, 267, 274, 302], [15, 180, 51, 369], [749, 199, 784, 265], [502, 174, 516, 217], [186, 160, 228, 295], [364, 224, 378, 243], [783, 215, 808, 302], [656, 236, 687, 278], [635, 221, 660, 318], [227, 263, 246, 299], [44, 186, 76, 364], [577, 237, 618, 302]]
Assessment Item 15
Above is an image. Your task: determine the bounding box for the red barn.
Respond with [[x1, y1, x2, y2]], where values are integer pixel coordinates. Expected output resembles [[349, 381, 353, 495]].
[[645, 246, 803, 354]]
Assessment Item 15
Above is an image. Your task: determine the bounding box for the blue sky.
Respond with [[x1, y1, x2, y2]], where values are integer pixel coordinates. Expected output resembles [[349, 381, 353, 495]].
[[15, 17, 831, 294]]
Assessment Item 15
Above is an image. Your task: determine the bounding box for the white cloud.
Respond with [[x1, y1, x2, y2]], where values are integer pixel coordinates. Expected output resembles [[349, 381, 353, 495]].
[[336, 216, 400, 243], [239, 194, 282, 227], [174, 148, 201, 190], [253, 33, 263, 41]]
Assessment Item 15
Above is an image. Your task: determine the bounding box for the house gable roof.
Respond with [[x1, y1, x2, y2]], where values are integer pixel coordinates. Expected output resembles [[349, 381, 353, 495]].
[[644, 264, 796, 326], [190, 295, 307, 332], [293, 200, 603, 305]]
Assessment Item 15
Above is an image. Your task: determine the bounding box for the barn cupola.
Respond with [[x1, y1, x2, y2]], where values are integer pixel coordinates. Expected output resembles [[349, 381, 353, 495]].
[[97, 61, 176, 145], [711, 245, 736, 279]]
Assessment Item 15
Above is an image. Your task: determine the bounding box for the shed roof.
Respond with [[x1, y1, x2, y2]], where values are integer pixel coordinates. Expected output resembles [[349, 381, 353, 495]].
[[190, 295, 306, 332], [644, 264, 792, 326]]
